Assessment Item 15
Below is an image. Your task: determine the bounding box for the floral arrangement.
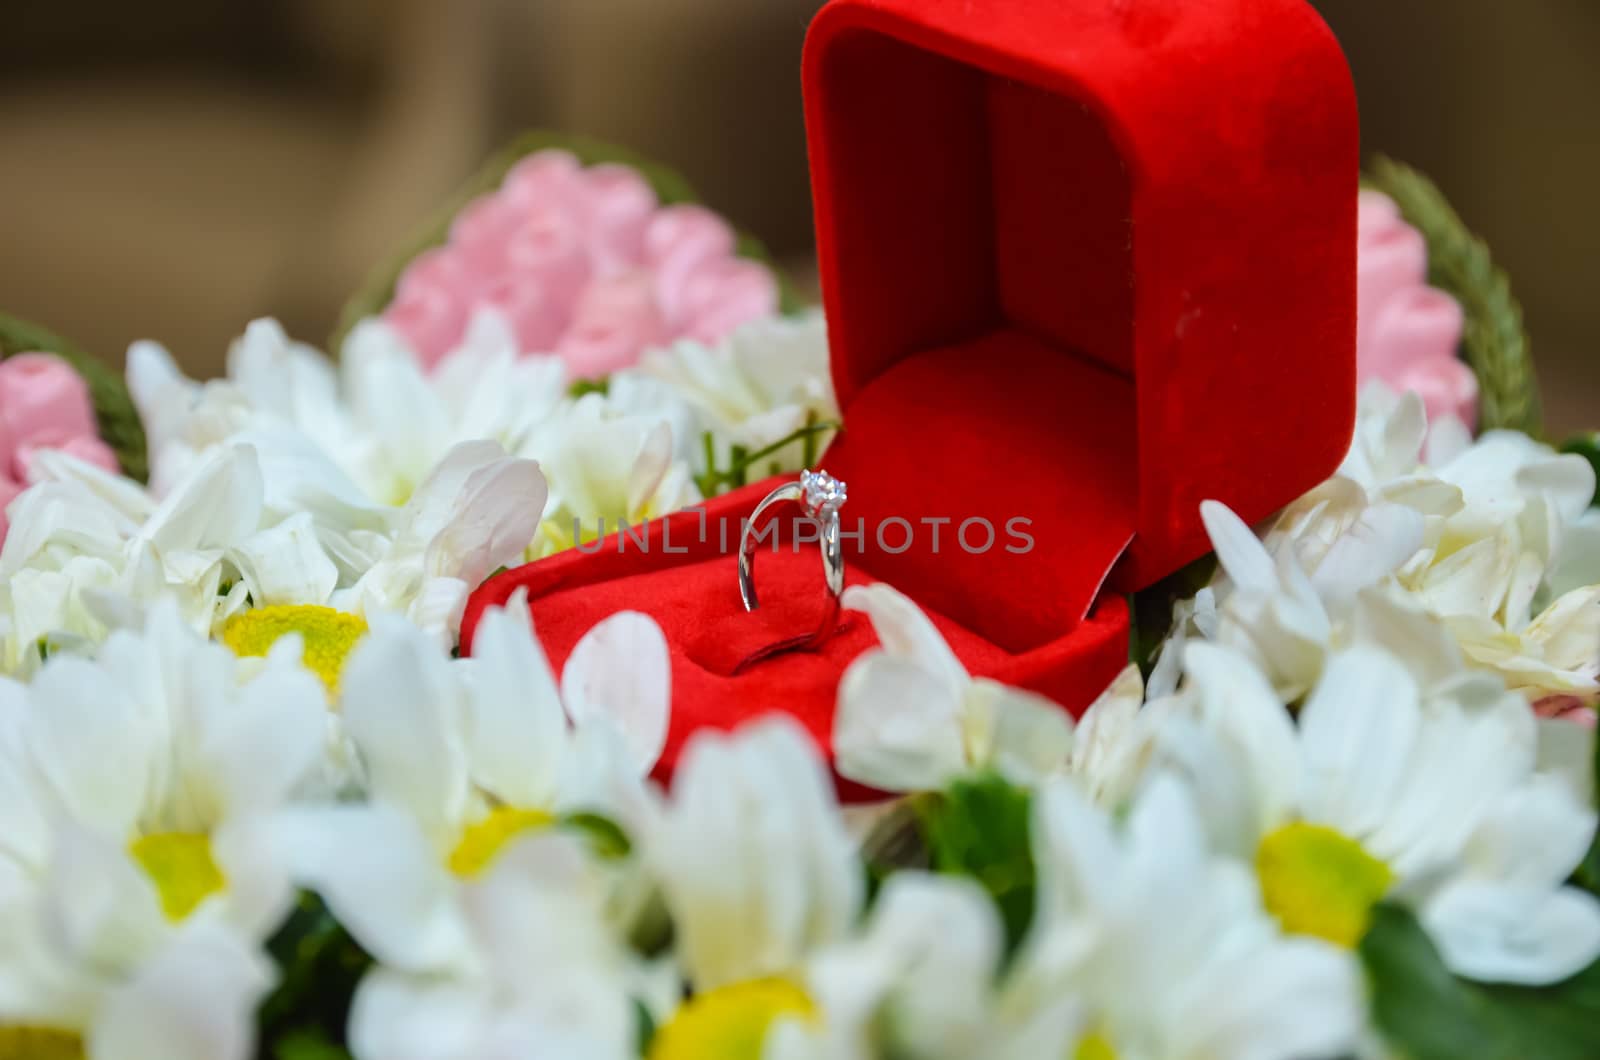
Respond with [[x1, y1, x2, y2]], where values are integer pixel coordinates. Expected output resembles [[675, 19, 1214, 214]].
[[0, 131, 1596, 1060]]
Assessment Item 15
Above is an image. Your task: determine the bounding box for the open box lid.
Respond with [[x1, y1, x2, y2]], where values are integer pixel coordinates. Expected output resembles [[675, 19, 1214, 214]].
[[803, 0, 1360, 630]]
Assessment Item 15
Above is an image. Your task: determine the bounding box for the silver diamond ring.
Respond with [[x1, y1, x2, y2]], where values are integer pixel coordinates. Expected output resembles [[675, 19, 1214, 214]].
[[737, 468, 848, 655]]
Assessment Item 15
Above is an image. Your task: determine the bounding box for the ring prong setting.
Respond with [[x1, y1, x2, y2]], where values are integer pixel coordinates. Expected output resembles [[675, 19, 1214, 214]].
[[800, 468, 848, 519]]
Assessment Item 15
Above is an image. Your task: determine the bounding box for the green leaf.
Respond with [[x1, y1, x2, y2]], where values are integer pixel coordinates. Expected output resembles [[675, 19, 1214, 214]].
[[0, 312, 148, 482], [634, 997, 658, 1057], [1575, 709, 1600, 895], [560, 811, 633, 859], [1559, 434, 1600, 509], [913, 773, 1035, 957], [333, 130, 807, 352], [256, 892, 373, 1057], [272, 1029, 354, 1060], [1127, 551, 1217, 676], [1365, 157, 1542, 436], [693, 415, 840, 496], [568, 376, 611, 399], [1360, 902, 1600, 1060]]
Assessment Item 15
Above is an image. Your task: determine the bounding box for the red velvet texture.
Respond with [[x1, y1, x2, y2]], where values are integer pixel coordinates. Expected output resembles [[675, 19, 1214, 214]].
[[804, 0, 1360, 587], [464, 0, 1359, 787], [461, 487, 1131, 784]]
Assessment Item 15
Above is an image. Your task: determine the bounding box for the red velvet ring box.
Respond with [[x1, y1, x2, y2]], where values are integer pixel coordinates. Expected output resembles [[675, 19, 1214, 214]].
[[463, 0, 1359, 788]]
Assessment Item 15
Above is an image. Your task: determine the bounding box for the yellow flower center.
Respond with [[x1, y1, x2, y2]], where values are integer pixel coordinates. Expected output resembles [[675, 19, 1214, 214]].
[[222, 605, 369, 694], [1074, 1031, 1119, 1060], [0, 1028, 84, 1059], [649, 979, 815, 1060], [128, 832, 225, 922], [448, 805, 556, 877], [1256, 822, 1393, 947]]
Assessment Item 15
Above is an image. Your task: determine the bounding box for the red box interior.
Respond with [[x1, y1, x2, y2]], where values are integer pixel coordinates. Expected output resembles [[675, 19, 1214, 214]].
[[465, 0, 1359, 786]]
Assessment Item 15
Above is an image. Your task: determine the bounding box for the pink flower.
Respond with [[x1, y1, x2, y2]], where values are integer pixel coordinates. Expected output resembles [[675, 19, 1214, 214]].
[[1357, 190, 1477, 430], [0, 352, 119, 540], [384, 150, 779, 377]]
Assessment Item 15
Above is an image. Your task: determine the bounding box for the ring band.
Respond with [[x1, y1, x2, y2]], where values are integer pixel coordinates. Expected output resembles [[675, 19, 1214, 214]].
[[738, 469, 848, 655]]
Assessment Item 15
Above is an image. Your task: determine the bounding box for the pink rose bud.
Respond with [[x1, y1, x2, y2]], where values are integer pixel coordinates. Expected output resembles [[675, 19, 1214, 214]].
[[0, 353, 100, 448], [678, 258, 781, 343], [500, 150, 586, 211], [647, 206, 742, 329], [1357, 191, 1477, 431], [504, 208, 590, 307], [485, 275, 569, 352], [1393, 356, 1479, 431], [449, 194, 521, 275], [386, 286, 471, 372], [0, 406, 13, 477], [557, 272, 667, 379], [581, 164, 659, 271], [385, 151, 778, 376], [396, 247, 473, 301], [1356, 188, 1402, 237]]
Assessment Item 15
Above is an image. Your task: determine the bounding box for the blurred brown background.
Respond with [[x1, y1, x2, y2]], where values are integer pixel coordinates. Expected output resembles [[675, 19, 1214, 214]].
[[1, 0, 1596, 432]]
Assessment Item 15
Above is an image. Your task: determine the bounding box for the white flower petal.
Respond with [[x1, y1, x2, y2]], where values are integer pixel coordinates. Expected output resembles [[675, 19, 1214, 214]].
[[834, 653, 965, 793], [1460, 775, 1597, 889], [339, 620, 469, 840], [652, 719, 860, 989], [348, 970, 493, 1060], [137, 445, 265, 555], [272, 806, 472, 973], [560, 610, 671, 775], [1030, 778, 1121, 922], [1424, 879, 1600, 986], [224, 514, 339, 608], [979, 680, 1075, 784], [25, 658, 156, 837], [1308, 502, 1425, 607], [1180, 643, 1301, 834], [1297, 647, 1421, 838], [89, 923, 275, 1060], [807, 873, 1002, 1059], [458, 592, 568, 809], [421, 455, 547, 587], [841, 583, 967, 692], [198, 660, 327, 820], [1200, 501, 1277, 594]]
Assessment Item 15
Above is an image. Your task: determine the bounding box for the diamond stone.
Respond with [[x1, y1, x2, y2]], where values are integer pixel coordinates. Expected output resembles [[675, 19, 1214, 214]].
[[800, 468, 848, 517]]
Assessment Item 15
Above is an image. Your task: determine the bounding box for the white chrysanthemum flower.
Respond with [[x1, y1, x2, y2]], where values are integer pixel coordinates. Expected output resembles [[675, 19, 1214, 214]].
[[284, 593, 667, 886], [1184, 384, 1597, 703], [831, 583, 1075, 793], [268, 599, 672, 1059], [322, 439, 547, 644], [831, 582, 1158, 802], [1167, 639, 1600, 986], [129, 312, 702, 568], [525, 393, 700, 557], [0, 433, 544, 666], [0, 599, 331, 1057], [0, 444, 269, 670], [641, 719, 863, 1058], [628, 311, 838, 474], [129, 313, 566, 508], [1006, 775, 1365, 1060]]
